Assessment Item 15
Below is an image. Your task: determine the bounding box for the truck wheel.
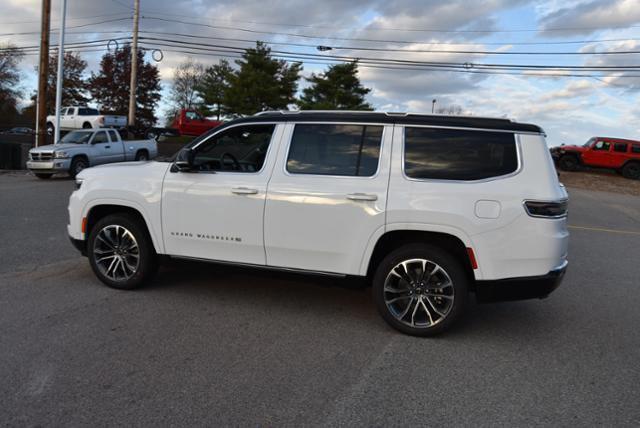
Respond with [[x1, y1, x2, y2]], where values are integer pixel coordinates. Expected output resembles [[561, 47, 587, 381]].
[[35, 173, 53, 179], [622, 162, 640, 180], [88, 214, 158, 290], [82, 122, 92, 129], [558, 154, 579, 171], [135, 150, 149, 161], [69, 157, 88, 178], [372, 243, 468, 337]]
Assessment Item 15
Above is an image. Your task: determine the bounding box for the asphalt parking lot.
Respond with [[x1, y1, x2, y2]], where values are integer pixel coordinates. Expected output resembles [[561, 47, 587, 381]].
[[1, 172, 639, 426]]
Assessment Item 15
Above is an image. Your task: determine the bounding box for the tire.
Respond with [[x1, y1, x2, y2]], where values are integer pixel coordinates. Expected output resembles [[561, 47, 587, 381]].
[[82, 122, 92, 129], [69, 157, 88, 178], [372, 243, 469, 337], [87, 214, 158, 290], [558, 154, 579, 171], [622, 162, 640, 180], [35, 173, 53, 179], [46, 123, 54, 136], [135, 150, 149, 161]]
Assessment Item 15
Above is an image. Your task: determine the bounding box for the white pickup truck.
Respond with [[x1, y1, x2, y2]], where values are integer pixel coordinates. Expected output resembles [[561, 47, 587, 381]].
[[46, 106, 127, 135], [28, 128, 157, 179]]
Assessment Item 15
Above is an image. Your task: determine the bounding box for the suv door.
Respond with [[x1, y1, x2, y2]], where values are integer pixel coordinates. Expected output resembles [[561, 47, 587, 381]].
[[264, 122, 392, 275], [162, 123, 282, 264], [582, 139, 611, 166]]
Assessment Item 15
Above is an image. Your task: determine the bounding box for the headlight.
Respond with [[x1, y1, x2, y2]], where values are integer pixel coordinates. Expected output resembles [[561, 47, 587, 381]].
[[54, 151, 69, 158], [74, 178, 84, 190]]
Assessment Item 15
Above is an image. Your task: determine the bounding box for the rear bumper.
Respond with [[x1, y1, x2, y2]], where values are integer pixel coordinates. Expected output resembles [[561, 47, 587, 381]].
[[475, 260, 567, 303]]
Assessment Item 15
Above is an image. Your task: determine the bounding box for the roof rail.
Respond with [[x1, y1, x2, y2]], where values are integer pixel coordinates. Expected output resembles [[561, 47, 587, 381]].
[[253, 109, 515, 122]]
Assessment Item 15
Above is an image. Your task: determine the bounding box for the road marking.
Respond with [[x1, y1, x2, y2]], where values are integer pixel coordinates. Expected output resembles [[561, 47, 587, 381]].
[[569, 225, 640, 236]]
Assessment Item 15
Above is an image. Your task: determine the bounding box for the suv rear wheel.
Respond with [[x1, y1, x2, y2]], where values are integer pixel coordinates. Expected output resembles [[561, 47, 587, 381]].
[[372, 243, 468, 336], [88, 214, 158, 289], [622, 162, 640, 180]]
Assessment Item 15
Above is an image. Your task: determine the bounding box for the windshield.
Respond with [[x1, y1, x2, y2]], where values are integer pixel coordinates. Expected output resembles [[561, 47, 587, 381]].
[[583, 137, 596, 148], [59, 130, 93, 144]]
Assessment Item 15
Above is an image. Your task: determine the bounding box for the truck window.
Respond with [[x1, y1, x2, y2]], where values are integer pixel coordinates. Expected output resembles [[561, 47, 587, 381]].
[[613, 143, 628, 153], [78, 108, 100, 116], [185, 111, 199, 120], [403, 127, 518, 181], [632, 145, 640, 154], [92, 131, 109, 144], [286, 124, 383, 177], [593, 141, 610, 151], [192, 124, 275, 173], [108, 130, 119, 142]]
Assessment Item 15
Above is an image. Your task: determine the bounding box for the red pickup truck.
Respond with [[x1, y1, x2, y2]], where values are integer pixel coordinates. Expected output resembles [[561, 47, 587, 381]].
[[552, 137, 640, 179], [171, 109, 223, 136]]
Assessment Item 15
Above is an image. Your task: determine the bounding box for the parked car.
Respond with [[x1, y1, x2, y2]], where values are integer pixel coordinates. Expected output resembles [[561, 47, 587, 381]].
[[46, 106, 127, 135], [1, 127, 34, 135], [67, 111, 568, 336], [171, 109, 223, 136], [551, 137, 640, 179], [28, 128, 157, 179]]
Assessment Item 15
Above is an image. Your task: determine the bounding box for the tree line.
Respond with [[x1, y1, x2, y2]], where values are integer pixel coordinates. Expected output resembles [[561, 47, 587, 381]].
[[0, 41, 372, 129]]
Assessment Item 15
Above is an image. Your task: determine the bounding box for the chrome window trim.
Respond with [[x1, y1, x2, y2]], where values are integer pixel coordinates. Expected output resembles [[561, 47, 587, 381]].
[[400, 125, 524, 184], [186, 121, 280, 175], [281, 121, 388, 180]]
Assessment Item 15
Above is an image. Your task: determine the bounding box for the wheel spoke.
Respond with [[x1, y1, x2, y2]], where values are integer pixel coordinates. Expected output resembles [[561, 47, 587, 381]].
[[387, 296, 412, 305], [384, 285, 409, 294], [96, 254, 117, 264], [93, 224, 140, 282], [397, 297, 415, 319], [410, 297, 421, 326], [424, 296, 446, 318], [419, 298, 435, 326]]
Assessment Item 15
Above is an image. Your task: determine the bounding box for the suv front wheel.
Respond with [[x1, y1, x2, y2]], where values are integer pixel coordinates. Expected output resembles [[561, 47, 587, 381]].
[[88, 214, 158, 289], [373, 244, 468, 336]]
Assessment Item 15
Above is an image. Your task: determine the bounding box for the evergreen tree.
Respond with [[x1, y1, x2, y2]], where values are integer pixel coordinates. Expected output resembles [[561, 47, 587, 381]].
[[298, 61, 372, 110], [197, 59, 233, 120], [224, 42, 302, 116], [87, 45, 161, 128]]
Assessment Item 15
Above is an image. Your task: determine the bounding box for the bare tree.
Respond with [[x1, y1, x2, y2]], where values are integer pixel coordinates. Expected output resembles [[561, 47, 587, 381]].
[[0, 43, 24, 124], [169, 58, 205, 114]]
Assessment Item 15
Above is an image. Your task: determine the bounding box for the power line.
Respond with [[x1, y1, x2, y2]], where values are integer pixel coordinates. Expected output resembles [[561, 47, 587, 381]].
[[0, 17, 131, 36], [0, 12, 130, 25]]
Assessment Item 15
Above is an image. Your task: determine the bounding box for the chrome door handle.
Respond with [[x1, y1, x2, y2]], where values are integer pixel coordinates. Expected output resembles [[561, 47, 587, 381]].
[[346, 193, 378, 201], [231, 187, 259, 195]]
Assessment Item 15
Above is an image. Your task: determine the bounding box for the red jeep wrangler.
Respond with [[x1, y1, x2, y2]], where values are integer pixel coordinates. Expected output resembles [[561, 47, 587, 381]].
[[552, 137, 640, 179]]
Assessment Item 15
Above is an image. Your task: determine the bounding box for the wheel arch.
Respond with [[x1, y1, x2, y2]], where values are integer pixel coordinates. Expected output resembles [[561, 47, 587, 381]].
[[362, 225, 480, 282], [82, 122, 93, 129], [83, 202, 163, 254]]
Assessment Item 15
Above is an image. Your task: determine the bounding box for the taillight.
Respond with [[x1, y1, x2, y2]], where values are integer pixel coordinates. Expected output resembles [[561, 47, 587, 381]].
[[524, 200, 568, 218]]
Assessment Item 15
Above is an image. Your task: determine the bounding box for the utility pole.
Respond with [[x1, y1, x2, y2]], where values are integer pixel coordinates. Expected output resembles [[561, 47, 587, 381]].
[[127, 0, 140, 128], [36, 0, 51, 147], [53, 0, 67, 145]]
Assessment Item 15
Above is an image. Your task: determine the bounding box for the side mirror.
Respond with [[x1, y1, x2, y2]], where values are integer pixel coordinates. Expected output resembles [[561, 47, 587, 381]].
[[174, 148, 195, 172]]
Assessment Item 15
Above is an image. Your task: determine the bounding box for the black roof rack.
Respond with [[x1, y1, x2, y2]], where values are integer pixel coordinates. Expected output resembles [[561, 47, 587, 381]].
[[247, 110, 543, 133]]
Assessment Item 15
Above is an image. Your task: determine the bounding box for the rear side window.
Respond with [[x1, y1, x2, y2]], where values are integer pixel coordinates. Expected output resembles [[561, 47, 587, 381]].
[[632, 145, 640, 154], [78, 108, 99, 116], [287, 124, 383, 177], [614, 143, 628, 153], [108, 130, 118, 142], [404, 127, 518, 181]]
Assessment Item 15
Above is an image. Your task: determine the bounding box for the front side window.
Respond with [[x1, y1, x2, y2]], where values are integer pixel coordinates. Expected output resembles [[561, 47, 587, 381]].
[[191, 124, 275, 173], [614, 143, 628, 153], [404, 127, 518, 181], [286, 124, 383, 177], [185, 111, 199, 120], [593, 141, 611, 151], [632, 145, 640, 154], [92, 131, 109, 144]]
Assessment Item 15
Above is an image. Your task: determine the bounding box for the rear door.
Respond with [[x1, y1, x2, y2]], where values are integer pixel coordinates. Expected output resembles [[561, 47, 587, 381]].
[[264, 122, 392, 275], [610, 142, 629, 168]]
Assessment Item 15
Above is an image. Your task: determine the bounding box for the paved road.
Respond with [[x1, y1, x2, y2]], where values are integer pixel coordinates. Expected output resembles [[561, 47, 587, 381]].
[[1, 172, 639, 426]]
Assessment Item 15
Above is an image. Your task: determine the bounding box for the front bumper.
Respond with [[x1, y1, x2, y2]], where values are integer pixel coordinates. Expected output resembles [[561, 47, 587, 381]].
[[27, 159, 71, 173], [69, 235, 87, 256], [475, 260, 567, 303]]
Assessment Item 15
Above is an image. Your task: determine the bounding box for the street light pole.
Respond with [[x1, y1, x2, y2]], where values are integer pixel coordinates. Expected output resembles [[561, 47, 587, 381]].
[[127, 0, 140, 128], [432, 99, 437, 114], [53, 0, 67, 145], [35, 0, 51, 147]]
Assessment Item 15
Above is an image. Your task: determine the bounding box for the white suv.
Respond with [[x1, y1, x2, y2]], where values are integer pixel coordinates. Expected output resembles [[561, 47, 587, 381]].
[[68, 111, 569, 336]]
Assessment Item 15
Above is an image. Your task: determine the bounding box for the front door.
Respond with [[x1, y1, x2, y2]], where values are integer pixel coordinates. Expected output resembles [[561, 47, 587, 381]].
[[582, 139, 610, 166], [264, 122, 393, 275], [162, 123, 282, 264], [88, 130, 114, 165]]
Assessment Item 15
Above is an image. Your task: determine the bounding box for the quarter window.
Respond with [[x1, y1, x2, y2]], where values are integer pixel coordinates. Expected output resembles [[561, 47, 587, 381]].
[[613, 143, 628, 153], [404, 127, 518, 181], [192, 124, 275, 172], [286, 124, 383, 176], [108, 130, 118, 142], [632, 145, 640, 154]]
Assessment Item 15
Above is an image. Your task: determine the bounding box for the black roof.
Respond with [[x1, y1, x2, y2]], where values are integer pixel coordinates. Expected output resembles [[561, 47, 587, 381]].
[[228, 111, 543, 134]]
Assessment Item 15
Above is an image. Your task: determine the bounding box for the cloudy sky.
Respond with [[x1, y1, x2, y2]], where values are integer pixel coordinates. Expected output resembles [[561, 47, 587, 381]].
[[3, 0, 640, 146]]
